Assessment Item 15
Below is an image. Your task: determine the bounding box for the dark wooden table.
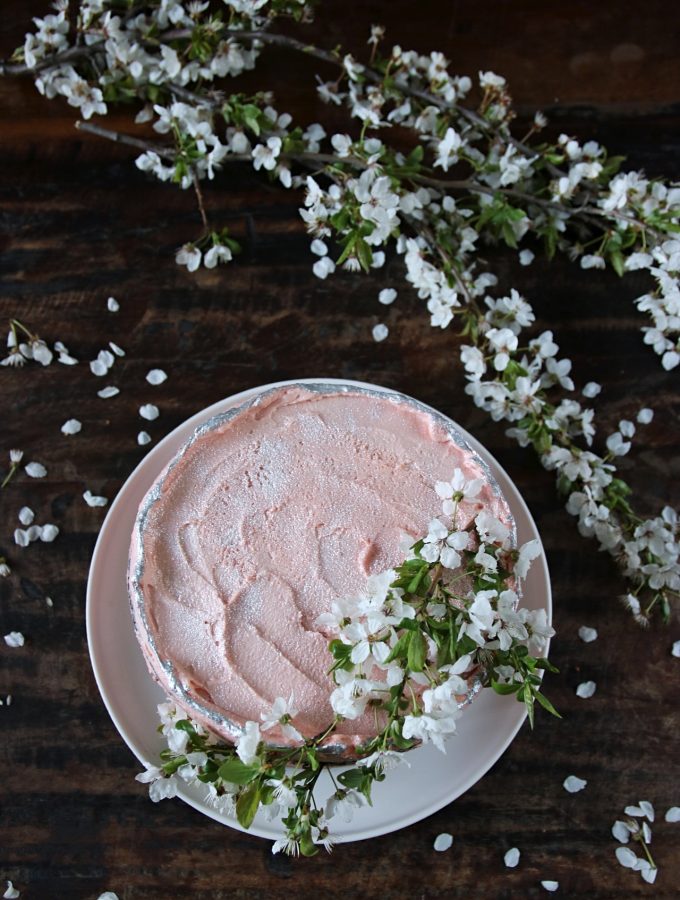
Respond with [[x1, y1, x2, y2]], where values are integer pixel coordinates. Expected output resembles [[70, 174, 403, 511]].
[[1, 2, 679, 898]]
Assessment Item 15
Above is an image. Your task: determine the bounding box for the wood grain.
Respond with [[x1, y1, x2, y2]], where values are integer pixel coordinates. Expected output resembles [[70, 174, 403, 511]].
[[1, 3, 679, 898]]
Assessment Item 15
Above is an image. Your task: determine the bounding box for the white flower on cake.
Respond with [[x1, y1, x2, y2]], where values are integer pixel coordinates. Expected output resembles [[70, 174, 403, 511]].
[[260, 696, 303, 742]]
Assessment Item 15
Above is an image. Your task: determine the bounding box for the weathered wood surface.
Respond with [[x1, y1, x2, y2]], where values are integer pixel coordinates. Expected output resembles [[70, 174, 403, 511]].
[[1, 2, 679, 898]]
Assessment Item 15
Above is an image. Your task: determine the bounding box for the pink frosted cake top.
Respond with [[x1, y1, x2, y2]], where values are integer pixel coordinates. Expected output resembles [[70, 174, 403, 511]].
[[129, 384, 512, 752]]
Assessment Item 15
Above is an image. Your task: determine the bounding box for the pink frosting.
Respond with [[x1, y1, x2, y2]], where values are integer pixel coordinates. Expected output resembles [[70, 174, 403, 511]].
[[130, 386, 512, 751]]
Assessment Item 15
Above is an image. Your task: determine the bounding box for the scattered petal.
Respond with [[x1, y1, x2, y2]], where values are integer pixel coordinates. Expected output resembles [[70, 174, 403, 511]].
[[107, 297, 120, 312], [83, 490, 108, 508], [519, 249, 534, 266], [45, 596, 54, 608], [578, 626, 598, 643], [504, 847, 520, 868], [640, 866, 658, 884], [582, 381, 601, 398], [612, 820, 632, 843], [563, 775, 587, 793], [642, 821, 652, 844], [378, 288, 397, 305], [4, 631, 25, 648], [97, 386, 120, 399], [25, 462, 47, 478], [615, 846, 638, 869], [636, 408, 653, 425], [146, 369, 167, 385], [576, 681, 597, 698], [90, 360, 108, 377], [372, 323, 389, 343], [664, 807, 680, 823], [13, 529, 30, 547], [39, 524, 59, 542], [97, 893, 119, 900], [540, 882, 559, 892], [638, 800, 655, 822], [61, 418, 82, 435], [433, 833, 453, 852], [109, 341, 125, 357], [625, 805, 644, 817], [139, 404, 160, 421], [26, 525, 41, 542], [672, 641, 680, 658], [18, 506, 34, 526], [3, 882, 20, 899], [137, 431, 152, 446]]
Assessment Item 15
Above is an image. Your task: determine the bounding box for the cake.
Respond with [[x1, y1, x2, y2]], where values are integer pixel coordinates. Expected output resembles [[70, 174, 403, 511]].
[[128, 383, 514, 758]]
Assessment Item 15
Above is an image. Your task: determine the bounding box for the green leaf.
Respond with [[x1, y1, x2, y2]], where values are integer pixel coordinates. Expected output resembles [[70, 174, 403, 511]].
[[384, 631, 411, 664], [217, 758, 260, 785], [338, 768, 365, 789], [491, 680, 520, 695], [299, 830, 319, 857], [407, 630, 427, 672], [523, 684, 535, 729], [355, 237, 373, 272], [236, 782, 262, 829], [534, 690, 562, 719]]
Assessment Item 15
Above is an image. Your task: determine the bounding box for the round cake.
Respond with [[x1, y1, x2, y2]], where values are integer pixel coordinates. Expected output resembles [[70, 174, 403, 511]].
[[128, 383, 514, 757]]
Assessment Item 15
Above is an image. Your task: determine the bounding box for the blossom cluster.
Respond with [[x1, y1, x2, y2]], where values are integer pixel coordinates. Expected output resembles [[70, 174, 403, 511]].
[[5, 2, 679, 623]]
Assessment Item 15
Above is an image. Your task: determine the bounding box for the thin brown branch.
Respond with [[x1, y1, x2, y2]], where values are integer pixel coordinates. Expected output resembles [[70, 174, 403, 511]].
[[75, 120, 175, 158]]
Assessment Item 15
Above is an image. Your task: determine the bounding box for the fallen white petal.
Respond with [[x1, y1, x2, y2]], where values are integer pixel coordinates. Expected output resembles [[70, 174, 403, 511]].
[[615, 846, 638, 868], [26, 525, 41, 542], [107, 296, 120, 312], [540, 882, 559, 892], [625, 805, 644, 817], [612, 820, 632, 843], [13, 529, 30, 547], [563, 775, 587, 793], [146, 369, 167, 385], [137, 431, 152, 446], [672, 641, 680, 658], [90, 360, 108, 377], [663, 806, 680, 823], [3, 881, 20, 899], [58, 353, 78, 365], [18, 506, 34, 526], [97, 893, 119, 900], [640, 866, 658, 884], [109, 341, 125, 357], [45, 596, 54, 608], [378, 288, 397, 305], [433, 833, 453, 852], [39, 524, 59, 542], [83, 490, 108, 508], [372, 323, 389, 343], [97, 386, 120, 399], [636, 408, 653, 425], [576, 681, 597, 699], [25, 462, 47, 478], [638, 800, 654, 821], [61, 418, 82, 435], [139, 404, 159, 421], [504, 847, 520, 868], [642, 821, 652, 843], [98, 349, 115, 368], [5, 694, 11, 705], [4, 631, 25, 648], [578, 626, 598, 643]]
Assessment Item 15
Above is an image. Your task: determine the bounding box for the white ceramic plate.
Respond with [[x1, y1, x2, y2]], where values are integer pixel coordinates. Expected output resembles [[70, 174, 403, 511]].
[[86, 378, 552, 845]]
